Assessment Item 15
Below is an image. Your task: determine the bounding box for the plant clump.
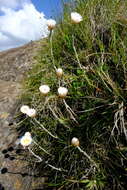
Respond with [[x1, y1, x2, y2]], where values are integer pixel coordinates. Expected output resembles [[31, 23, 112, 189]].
[[19, 0, 127, 189]]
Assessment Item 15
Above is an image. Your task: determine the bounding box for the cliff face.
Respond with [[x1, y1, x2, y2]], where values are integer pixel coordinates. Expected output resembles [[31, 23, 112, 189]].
[[0, 41, 45, 190], [0, 41, 42, 82], [0, 41, 41, 115], [0, 40, 42, 119]]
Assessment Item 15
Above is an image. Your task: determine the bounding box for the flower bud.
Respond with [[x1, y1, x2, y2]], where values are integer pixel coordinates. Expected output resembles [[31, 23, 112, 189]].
[[58, 87, 68, 98], [47, 19, 56, 30], [71, 137, 80, 147], [39, 85, 50, 95], [27, 109, 37, 118], [56, 68, 63, 78], [71, 12, 83, 24], [20, 105, 29, 114]]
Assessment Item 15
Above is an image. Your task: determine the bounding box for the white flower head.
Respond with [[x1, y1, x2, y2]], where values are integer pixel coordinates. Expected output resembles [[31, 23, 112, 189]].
[[58, 87, 68, 98], [20, 105, 30, 114], [24, 132, 31, 137], [20, 134, 32, 147], [47, 19, 56, 30], [26, 108, 37, 118], [71, 12, 83, 24], [56, 68, 63, 78], [39, 85, 50, 95], [71, 137, 80, 147]]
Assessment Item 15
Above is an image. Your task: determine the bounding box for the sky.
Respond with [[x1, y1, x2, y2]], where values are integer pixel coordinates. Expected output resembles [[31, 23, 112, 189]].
[[0, 0, 69, 51], [32, 0, 63, 18]]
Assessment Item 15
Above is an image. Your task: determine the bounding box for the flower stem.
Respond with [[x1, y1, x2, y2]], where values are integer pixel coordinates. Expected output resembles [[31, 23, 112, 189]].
[[63, 99, 78, 123], [33, 118, 58, 139], [77, 146, 97, 168], [72, 35, 82, 69], [28, 147, 42, 162], [50, 30, 56, 70], [45, 161, 67, 172], [33, 140, 52, 156]]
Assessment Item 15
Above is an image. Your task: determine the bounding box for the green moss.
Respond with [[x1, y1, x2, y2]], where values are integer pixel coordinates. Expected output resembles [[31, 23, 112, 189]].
[[19, 0, 127, 189]]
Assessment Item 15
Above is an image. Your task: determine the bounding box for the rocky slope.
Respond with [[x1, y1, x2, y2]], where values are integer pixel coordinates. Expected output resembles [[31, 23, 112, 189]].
[[0, 40, 45, 190]]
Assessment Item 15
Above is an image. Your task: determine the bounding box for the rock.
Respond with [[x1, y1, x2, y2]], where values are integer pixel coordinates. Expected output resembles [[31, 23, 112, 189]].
[[0, 41, 45, 190], [0, 41, 42, 82]]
